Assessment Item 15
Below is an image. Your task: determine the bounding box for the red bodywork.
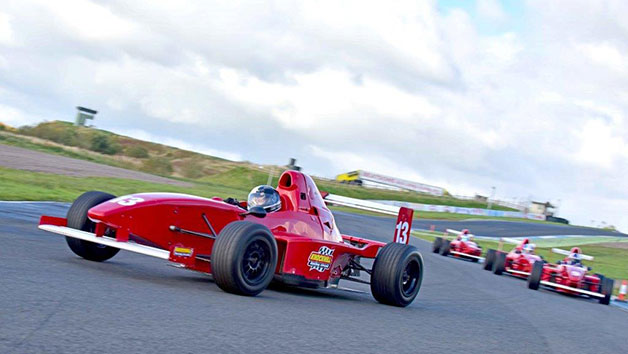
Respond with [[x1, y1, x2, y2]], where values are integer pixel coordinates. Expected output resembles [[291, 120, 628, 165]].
[[40, 171, 386, 288], [499, 239, 542, 278], [539, 262, 602, 295], [449, 237, 482, 259], [503, 250, 542, 278]]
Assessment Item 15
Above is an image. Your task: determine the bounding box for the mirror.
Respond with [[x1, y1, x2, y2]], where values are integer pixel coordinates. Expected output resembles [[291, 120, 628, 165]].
[[241, 206, 267, 218]]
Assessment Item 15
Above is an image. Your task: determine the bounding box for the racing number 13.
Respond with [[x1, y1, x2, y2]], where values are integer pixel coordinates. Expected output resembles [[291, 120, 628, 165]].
[[395, 221, 409, 244]]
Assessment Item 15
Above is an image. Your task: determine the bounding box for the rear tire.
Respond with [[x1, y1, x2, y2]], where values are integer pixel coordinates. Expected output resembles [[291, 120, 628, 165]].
[[432, 237, 442, 253], [212, 221, 278, 296], [439, 240, 451, 256], [371, 243, 424, 307], [599, 277, 614, 305], [492, 251, 506, 275], [483, 249, 496, 270], [66, 191, 120, 262], [528, 261, 543, 290]]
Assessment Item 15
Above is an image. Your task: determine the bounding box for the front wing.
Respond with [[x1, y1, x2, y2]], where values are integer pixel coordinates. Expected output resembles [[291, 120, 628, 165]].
[[39, 224, 170, 259], [540, 279, 605, 298], [449, 250, 485, 262]]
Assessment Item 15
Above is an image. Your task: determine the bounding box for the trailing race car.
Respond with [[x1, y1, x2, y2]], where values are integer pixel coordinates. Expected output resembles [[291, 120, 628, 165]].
[[485, 238, 542, 277], [527, 247, 614, 305], [38, 170, 424, 307], [432, 229, 484, 262]]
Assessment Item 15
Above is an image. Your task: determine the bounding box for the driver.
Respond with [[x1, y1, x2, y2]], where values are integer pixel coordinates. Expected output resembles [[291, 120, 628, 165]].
[[247, 185, 282, 212], [522, 243, 536, 255], [566, 247, 583, 266]]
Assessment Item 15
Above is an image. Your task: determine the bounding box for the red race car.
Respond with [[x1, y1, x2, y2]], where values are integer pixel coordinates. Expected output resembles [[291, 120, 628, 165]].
[[432, 229, 484, 262], [38, 170, 423, 307], [527, 247, 614, 305], [485, 238, 542, 278]]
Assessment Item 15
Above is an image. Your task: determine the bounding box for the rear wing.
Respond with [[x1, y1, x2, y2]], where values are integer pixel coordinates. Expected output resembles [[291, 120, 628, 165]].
[[551, 248, 594, 261], [496, 237, 535, 252], [444, 229, 477, 240], [321, 194, 415, 245], [394, 207, 414, 244]]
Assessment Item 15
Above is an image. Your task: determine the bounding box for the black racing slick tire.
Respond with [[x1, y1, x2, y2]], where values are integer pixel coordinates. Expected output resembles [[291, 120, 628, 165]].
[[432, 237, 442, 253], [439, 240, 451, 256], [66, 191, 120, 262], [528, 261, 543, 290], [212, 221, 278, 296], [599, 277, 614, 305], [371, 243, 424, 307], [492, 251, 506, 275], [483, 249, 496, 270]]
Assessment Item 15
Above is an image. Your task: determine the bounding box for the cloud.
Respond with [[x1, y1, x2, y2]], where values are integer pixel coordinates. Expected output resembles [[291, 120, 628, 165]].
[[1, 0, 628, 230], [476, 0, 507, 23], [0, 12, 14, 46]]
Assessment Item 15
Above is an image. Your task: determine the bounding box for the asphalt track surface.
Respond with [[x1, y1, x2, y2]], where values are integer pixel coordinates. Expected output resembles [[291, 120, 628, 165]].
[[1, 203, 626, 354]]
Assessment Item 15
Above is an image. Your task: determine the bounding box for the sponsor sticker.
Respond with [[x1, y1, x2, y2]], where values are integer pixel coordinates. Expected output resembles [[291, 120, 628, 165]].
[[308, 246, 334, 272], [173, 246, 193, 257]]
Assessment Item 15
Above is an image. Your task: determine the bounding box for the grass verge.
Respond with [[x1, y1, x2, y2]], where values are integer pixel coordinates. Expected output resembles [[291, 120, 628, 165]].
[[2, 120, 518, 211], [0, 166, 566, 225], [0, 166, 248, 202]]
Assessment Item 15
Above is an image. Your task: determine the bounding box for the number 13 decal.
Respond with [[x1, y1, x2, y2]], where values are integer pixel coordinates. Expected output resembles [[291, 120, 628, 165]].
[[395, 221, 409, 244], [393, 207, 414, 245]]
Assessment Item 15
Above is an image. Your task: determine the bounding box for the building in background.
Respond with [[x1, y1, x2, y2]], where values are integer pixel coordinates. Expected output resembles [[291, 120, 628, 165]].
[[528, 201, 556, 217]]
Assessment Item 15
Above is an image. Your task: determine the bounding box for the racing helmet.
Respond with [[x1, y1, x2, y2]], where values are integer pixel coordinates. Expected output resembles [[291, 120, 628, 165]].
[[247, 185, 282, 212], [462, 229, 470, 235], [569, 247, 582, 263], [523, 243, 535, 254]]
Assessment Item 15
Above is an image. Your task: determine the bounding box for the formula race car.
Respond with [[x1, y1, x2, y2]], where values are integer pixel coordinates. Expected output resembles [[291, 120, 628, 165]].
[[38, 170, 424, 307], [484, 238, 542, 278], [432, 229, 483, 262], [527, 247, 614, 305]]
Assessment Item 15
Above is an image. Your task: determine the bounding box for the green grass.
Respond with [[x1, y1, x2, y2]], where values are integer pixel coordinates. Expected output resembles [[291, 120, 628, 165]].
[[0, 166, 248, 202], [413, 231, 628, 289], [2, 120, 519, 211]]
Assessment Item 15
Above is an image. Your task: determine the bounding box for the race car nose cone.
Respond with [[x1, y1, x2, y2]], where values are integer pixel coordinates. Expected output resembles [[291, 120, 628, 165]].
[[87, 195, 143, 221]]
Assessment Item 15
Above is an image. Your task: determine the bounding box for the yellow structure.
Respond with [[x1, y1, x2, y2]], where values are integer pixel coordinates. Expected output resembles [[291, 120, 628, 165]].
[[335, 170, 362, 184]]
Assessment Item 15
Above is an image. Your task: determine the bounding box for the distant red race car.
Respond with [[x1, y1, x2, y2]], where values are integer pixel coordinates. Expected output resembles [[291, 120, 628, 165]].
[[432, 229, 484, 262], [38, 170, 424, 307], [485, 238, 542, 278], [527, 247, 614, 305]]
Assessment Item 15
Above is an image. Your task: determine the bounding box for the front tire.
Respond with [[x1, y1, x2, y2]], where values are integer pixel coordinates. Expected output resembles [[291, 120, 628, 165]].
[[432, 237, 442, 253], [492, 251, 506, 275], [66, 191, 120, 262], [371, 243, 424, 307], [211, 221, 278, 296], [599, 277, 614, 305], [483, 249, 496, 270], [528, 261, 543, 290], [439, 240, 451, 256]]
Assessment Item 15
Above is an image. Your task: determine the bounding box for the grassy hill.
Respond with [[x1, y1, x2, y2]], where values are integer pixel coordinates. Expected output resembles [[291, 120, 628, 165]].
[[1, 120, 517, 211]]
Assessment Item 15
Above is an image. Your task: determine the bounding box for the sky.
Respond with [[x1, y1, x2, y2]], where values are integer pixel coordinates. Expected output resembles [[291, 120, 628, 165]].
[[0, 0, 627, 230]]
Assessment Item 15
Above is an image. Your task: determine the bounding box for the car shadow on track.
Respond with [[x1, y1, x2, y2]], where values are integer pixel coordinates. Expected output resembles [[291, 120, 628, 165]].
[[54, 256, 376, 304]]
